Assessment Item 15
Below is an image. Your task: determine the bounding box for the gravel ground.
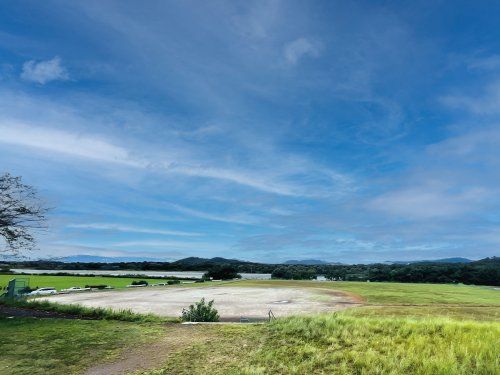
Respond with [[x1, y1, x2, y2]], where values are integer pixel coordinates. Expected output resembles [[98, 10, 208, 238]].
[[43, 286, 359, 320]]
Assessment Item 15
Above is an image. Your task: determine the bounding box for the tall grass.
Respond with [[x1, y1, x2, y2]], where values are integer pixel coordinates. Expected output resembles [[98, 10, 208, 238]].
[[1, 298, 170, 322], [243, 314, 500, 374]]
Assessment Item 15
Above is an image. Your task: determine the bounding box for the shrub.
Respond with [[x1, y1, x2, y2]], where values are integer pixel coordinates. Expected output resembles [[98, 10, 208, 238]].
[[167, 280, 180, 285], [181, 298, 219, 322], [203, 265, 241, 280], [18, 286, 37, 294], [84, 284, 109, 289], [131, 280, 148, 286]]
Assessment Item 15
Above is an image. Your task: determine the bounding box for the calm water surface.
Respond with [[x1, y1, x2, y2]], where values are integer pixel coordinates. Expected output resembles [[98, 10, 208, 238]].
[[12, 269, 272, 280]]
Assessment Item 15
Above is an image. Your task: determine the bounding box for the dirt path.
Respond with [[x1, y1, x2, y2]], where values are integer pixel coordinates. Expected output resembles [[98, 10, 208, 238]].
[[84, 324, 209, 375]]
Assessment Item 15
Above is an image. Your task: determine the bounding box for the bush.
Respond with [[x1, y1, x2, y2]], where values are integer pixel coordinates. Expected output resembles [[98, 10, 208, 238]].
[[131, 280, 148, 286], [167, 280, 180, 285], [18, 286, 37, 294], [84, 284, 109, 289], [203, 265, 241, 280], [181, 298, 219, 322]]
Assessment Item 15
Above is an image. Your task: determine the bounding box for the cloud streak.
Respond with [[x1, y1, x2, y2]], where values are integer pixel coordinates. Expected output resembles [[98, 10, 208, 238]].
[[21, 57, 69, 84], [0, 119, 350, 198], [67, 223, 202, 236], [283, 37, 322, 64]]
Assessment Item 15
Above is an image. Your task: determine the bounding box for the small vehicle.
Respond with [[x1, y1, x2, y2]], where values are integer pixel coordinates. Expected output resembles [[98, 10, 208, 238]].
[[60, 286, 91, 293], [29, 287, 57, 296]]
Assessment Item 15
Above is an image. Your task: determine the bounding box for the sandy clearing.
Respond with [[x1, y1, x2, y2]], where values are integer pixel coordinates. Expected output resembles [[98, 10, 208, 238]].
[[43, 286, 359, 320]]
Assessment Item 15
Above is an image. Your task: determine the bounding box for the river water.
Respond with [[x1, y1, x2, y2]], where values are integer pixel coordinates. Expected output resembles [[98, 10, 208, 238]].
[[11, 268, 272, 280]]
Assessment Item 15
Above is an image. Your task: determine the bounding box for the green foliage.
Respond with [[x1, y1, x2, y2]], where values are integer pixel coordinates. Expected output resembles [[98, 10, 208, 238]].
[[84, 284, 109, 289], [131, 280, 149, 286], [18, 286, 36, 294], [181, 298, 219, 322], [0, 298, 168, 323], [322, 257, 500, 285], [0, 317, 163, 375], [271, 265, 317, 280], [203, 265, 241, 280]]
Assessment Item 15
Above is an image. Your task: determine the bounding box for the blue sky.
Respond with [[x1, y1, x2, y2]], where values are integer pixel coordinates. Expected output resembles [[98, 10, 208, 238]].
[[1, 0, 499, 263]]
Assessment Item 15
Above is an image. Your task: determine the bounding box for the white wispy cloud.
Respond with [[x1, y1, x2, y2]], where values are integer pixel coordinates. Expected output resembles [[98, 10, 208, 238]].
[[67, 223, 201, 236], [0, 122, 142, 167], [440, 81, 500, 115], [21, 56, 69, 84], [111, 240, 226, 251], [0, 120, 351, 198], [368, 186, 490, 219], [283, 37, 322, 64], [170, 165, 300, 197], [467, 54, 500, 71], [36, 243, 182, 260], [167, 203, 260, 225]]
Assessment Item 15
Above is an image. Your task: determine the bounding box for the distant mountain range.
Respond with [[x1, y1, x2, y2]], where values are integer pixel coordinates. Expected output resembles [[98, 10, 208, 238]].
[[54, 255, 473, 265], [284, 259, 330, 265], [56, 255, 252, 265], [56, 255, 167, 263]]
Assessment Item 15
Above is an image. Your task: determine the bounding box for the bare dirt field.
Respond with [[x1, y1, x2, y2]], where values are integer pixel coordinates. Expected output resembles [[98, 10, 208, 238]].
[[43, 285, 360, 320]]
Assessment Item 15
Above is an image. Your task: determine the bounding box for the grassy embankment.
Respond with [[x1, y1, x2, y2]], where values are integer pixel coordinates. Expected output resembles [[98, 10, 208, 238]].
[[1, 280, 499, 374]]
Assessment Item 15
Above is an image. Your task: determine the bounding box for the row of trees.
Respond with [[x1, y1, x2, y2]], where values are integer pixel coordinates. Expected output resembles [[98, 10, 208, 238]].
[[269, 258, 500, 286]]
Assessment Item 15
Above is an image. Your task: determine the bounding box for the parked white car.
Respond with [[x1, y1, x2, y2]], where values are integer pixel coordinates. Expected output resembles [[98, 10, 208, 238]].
[[60, 286, 91, 293], [29, 287, 57, 296]]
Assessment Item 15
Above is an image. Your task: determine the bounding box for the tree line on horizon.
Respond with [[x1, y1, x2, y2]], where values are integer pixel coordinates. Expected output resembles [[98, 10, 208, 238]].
[[2, 256, 498, 286]]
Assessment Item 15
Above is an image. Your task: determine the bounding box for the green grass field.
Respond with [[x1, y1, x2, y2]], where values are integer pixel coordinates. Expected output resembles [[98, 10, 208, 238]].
[[234, 279, 500, 305], [0, 317, 164, 375], [1, 280, 499, 374], [0, 273, 176, 291]]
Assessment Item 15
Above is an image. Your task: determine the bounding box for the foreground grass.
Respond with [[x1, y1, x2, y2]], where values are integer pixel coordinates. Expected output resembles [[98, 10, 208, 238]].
[[342, 305, 500, 321], [145, 316, 500, 375], [3, 314, 498, 375], [0, 317, 163, 375], [1, 298, 170, 322], [1, 281, 498, 374], [0, 273, 175, 291], [244, 315, 500, 375]]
